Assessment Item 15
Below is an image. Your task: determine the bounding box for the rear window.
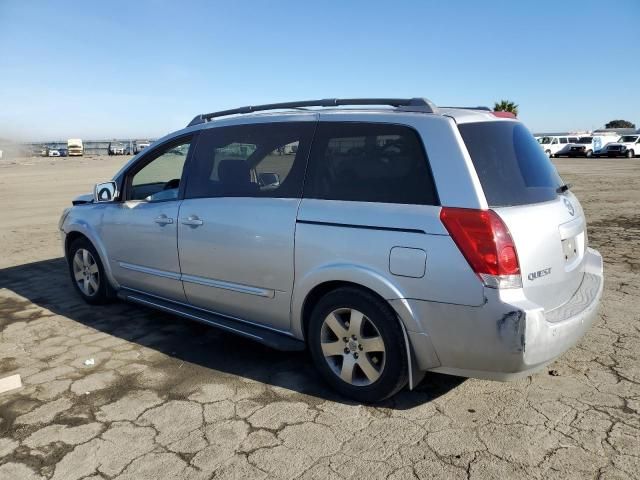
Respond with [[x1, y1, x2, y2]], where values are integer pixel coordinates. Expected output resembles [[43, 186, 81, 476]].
[[458, 121, 563, 207], [304, 122, 438, 205]]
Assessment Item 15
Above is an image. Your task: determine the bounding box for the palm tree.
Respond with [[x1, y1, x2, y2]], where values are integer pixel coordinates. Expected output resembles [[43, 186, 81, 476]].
[[493, 100, 518, 117]]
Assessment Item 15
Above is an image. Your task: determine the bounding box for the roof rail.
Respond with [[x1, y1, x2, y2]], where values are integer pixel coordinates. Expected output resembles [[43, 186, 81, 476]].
[[187, 97, 438, 127]]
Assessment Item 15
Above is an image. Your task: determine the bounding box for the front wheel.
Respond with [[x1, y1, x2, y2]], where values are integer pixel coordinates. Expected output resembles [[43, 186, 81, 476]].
[[586, 150, 593, 158], [545, 150, 551, 157], [627, 149, 635, 158], [67, 238, 110, 304], [308, 287, 408, 402]]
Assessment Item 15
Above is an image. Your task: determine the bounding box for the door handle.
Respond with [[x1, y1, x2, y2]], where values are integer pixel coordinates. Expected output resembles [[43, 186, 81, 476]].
[[154, 215, 173, 225], [181, 215, 204, 227]]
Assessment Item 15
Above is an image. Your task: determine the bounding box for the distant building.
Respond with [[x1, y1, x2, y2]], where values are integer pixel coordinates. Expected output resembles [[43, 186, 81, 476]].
[[592, 128, 636, 136]]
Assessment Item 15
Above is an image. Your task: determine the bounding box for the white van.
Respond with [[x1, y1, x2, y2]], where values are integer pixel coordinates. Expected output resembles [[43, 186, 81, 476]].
[[538, 135, 579, 157]]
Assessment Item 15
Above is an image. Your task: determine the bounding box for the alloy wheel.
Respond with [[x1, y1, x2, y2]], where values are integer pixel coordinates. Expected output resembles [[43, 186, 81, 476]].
[[320, 308, 386, 386], [73, 248, 100, 296]]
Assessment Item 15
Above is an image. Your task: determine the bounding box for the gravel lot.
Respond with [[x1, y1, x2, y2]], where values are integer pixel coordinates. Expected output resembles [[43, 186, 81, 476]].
[[0, 155, 638, 479]]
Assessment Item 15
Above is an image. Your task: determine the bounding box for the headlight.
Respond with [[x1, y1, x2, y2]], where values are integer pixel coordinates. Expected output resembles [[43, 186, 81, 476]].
[[58, 207, 71, 230]]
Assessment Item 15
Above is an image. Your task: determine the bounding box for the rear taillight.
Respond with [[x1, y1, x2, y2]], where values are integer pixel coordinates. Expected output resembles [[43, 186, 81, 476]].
[[440, 207, 521, 289], [491, 111, 516, 118]]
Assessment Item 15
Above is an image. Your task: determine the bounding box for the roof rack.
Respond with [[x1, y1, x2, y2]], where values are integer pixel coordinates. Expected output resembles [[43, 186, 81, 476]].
[[440, 106, 492, 111], [187, 97, 438, 127]]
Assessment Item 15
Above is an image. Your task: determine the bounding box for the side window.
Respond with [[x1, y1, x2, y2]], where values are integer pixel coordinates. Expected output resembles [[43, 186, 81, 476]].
[[305, 122, 438, 205], [559, 138, 568, 144], [186, 122, 314, 199], [551, 138, 558, 144], [128, 139, 191, 201]]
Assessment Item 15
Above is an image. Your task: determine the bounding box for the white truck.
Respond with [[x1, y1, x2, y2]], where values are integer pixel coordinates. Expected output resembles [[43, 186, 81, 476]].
[[597, 134, 640, 158], [67, 139, 84, 156], [568, 135, 619, 158]]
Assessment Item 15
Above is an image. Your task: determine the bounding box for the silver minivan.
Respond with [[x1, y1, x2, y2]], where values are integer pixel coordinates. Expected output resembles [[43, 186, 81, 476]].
[[59, 98, 603, 402]]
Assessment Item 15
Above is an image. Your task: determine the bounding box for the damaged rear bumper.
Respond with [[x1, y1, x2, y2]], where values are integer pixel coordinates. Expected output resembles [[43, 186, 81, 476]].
[[402, 247, 604, 381]]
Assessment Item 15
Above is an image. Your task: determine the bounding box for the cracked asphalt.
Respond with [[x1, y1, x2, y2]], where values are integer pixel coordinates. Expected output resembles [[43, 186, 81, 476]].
[[0, 156, 638, 479]]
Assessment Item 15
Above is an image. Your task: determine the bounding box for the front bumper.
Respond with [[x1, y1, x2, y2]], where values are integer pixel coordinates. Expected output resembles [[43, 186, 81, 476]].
[[404, 247, 603, 380], [605, 151, 624, 157]]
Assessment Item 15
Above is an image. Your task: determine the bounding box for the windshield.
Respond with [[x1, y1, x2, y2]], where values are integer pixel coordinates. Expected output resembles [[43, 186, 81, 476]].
[[458, 122, 563, 207], [540, 137, 552, 144], [620, 136, 639, 143], [577, 137, 592, 144]]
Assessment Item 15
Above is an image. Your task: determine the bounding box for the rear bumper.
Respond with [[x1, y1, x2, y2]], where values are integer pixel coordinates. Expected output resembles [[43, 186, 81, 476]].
[[403, 247, 603, 380]]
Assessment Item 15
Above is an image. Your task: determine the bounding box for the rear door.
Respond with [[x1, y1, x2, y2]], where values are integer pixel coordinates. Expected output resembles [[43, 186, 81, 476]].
[[177, 121, 315, 331], [458, 121, 586, 311]]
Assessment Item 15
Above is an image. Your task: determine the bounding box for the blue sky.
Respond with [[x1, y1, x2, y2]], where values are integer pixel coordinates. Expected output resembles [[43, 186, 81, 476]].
[[1, 0, 638, 140]]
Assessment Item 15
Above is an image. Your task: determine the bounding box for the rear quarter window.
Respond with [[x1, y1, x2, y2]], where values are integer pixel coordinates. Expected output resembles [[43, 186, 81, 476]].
[[458, 121, 563, 207], [305, 122, 438, 205]]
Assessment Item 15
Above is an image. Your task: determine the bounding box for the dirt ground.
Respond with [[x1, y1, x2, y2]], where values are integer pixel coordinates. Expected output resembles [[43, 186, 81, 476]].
[[0, 155, 638, 479]]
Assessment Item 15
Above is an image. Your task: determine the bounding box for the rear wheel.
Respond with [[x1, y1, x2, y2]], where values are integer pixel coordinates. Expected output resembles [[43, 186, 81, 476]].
[[308, 287, 408, 402], [67, 238, 110, 304]]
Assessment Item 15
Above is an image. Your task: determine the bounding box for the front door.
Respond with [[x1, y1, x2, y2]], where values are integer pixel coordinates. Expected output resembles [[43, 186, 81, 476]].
[[177, 120, 315, 331], [100, 136, 193, 301]]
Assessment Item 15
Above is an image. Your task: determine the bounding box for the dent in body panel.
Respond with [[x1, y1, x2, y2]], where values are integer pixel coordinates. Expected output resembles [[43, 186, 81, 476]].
[[497, 310, 526, 353]]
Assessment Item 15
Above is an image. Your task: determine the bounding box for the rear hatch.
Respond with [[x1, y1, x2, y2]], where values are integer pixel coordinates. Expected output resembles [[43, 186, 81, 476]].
[[458, 120, 586, 311]]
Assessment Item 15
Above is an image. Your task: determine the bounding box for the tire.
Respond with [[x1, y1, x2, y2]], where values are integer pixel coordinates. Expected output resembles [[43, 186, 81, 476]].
[[627, 150, 634, 159], [545, 150, 551, 157], [586, 150, 593, 158], [67, 238, 111, 304], [307, 287, 409, 402]]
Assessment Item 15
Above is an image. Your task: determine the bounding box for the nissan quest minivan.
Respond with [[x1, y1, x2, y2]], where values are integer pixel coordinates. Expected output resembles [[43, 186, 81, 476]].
[[59, 98, 603, 402]]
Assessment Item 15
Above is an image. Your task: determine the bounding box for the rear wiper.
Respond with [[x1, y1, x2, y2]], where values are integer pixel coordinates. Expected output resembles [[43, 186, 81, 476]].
[[556, 183, 572, 193]]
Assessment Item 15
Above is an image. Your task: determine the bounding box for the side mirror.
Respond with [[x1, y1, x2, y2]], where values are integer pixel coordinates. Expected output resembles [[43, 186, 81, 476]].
[[258, 172, 280, 187], [94, 181, 118, 202]]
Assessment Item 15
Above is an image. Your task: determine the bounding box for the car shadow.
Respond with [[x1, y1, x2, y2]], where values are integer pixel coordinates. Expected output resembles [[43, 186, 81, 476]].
[[0, 258, 465, 409]]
